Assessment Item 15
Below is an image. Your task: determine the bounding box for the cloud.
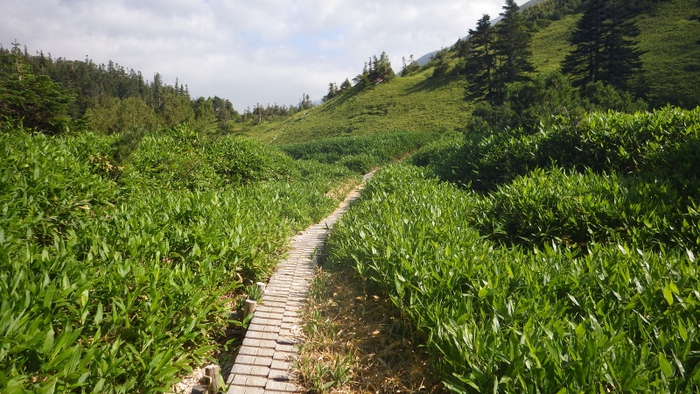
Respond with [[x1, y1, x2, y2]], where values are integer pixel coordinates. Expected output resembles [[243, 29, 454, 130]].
[[1, 0, 517, 110]]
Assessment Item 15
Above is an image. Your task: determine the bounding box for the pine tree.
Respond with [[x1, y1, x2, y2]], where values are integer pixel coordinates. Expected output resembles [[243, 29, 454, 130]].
[[562, 0, 644, 92], [401, 55, 420, 76], [323, 82, 339, 102], [370, 51, 395, 83], [463, 14, 496, 100], [432, 49, 451, 77], [600, 0, 644, 92], [0, 43, 74, 134], [492, 0, 535, 101]]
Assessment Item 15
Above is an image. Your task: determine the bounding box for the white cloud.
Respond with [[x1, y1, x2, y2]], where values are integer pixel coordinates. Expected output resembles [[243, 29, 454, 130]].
[[1, 0, 518, 110]]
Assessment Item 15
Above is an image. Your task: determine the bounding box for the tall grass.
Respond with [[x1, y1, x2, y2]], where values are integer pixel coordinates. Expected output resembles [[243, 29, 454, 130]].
[[0, 125, 353, 392], [327, 165, 700, 392], [279, 131, 440, 173], [326, 107, 700, 392]]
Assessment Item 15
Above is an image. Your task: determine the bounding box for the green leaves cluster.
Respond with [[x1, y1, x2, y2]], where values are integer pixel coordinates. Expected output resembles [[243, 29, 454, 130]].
[[327, 164, 700, 393], [440, 106, 700, 192], [0, 43, 74, 135], [123, 125, 300, 190], [0, 124, 353, 392], [279, 131, 439, 174], [327, 107, 700, 392]]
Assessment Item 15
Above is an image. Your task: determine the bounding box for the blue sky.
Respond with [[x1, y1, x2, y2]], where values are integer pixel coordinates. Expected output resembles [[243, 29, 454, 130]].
[[1, 0, 520, 110]]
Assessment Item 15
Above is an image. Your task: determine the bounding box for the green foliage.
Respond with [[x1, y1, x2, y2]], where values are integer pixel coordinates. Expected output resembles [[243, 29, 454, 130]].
[[431, 49, 451, 78], [408, 130, 464, 171], [0, 43, 75, 134], [122, 124, 300, 190], [468, 72, 648, 133], [279, 131, 439, 173], [400, 55, 421, 76], [205, 136, 298, 185], [327, 164, 700, 393], [86, 96, 162, 135], [492, 0, 535, 100], [443, 106, 700, 192], [463, 15, 496, 101], [0, 123, 354, 392], [561, 0, 645, 93], [354, 51, 396, 87]]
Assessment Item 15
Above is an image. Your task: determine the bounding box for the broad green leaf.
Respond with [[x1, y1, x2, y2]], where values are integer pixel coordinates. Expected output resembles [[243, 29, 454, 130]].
[[43, 326, 55, 355], [663, 283, 674, 306], [659, 352, 673, 378]]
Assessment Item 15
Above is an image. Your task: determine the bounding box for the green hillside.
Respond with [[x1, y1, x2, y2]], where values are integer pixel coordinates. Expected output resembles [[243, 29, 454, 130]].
[[636, 0, 700, 107], [241, 0, 699, 144], [241, 67, 472, 144]]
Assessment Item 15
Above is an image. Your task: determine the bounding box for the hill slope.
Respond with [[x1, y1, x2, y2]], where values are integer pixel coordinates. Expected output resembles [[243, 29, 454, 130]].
[[241, 67, 471, 144], [243, 0, 699, 144]]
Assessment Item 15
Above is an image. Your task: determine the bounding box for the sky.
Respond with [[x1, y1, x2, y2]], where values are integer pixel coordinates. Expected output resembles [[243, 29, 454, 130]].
[[1, 0, 520, 111]]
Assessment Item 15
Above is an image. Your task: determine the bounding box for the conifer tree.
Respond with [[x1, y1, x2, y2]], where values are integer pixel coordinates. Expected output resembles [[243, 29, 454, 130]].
[[463, 15, 496, 100], [562, 0, 644, 92], [323, 82, 339, 101], [432, 49, 451, 77], [492, 0, 535, 101], [0, 43, 74, 134]]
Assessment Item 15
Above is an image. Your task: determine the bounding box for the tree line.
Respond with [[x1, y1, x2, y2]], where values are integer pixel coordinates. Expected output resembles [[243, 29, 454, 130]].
[[0, 42, 317, 135]]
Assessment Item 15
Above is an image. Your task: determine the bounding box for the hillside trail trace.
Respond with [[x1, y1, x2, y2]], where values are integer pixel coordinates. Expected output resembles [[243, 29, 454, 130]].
[[225, 171, 375, 394]]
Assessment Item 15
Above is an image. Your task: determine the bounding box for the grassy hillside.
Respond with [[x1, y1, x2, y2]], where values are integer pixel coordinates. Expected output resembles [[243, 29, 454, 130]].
[[525, 0, 700, 108], [636, 0, 700, 108], [529, 14, 578, 74], [241, 0, 698, 144], [241, 67, 471, 144]]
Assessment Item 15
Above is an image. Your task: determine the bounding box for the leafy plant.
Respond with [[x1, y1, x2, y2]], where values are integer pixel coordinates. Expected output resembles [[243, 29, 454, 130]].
[[0, 124, 355, 392], [326, 164, 700, 393]]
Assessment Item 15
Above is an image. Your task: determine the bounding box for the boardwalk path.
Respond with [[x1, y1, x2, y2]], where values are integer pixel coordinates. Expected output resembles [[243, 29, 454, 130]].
[[226, 172, 373, 394]]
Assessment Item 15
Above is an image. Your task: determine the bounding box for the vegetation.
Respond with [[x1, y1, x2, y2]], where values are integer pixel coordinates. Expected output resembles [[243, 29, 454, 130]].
[[561, 0, 645, 93], [279, 131, 439, 174], [0, 123, 362, 392], [2, 0, 700, 392], [0, 96, 435, 391], [0, 43, 75, 134], [327, 107, 700, 393]]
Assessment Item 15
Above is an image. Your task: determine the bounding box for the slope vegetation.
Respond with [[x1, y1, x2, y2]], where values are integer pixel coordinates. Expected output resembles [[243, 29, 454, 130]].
[[242, 0, 699, 145], [242, 67, 471, 144]]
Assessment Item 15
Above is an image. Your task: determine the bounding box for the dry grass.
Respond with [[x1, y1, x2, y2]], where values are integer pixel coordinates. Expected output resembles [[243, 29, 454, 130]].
[[325, 177, 363, 201], [297, 262, 447, 394]]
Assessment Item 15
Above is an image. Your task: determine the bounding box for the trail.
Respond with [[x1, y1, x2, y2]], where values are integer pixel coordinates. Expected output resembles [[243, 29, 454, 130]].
[[225, 172, 374, 394]]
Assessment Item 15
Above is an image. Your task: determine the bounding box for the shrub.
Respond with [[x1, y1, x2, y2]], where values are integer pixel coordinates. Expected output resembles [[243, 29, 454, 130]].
[[327, 164, 700, 393]]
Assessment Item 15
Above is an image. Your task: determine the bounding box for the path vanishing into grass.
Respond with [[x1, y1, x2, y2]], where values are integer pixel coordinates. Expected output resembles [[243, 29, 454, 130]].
[[225, 172, 375, 394]]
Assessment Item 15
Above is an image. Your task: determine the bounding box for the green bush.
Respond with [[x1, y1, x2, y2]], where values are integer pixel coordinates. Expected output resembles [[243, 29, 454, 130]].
[[408, 130, 463, 170], [0, 125, 353, 392], [206, 135, 298, 185], [474, 168, 625, 249], [279, 131, 438, 173], [440, 106, 700, 194], [327, 164, 700, 393]]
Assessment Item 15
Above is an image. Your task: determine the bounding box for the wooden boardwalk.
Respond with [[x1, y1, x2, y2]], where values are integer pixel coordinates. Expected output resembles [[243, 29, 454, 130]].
[[226, 173, 372, 394]]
